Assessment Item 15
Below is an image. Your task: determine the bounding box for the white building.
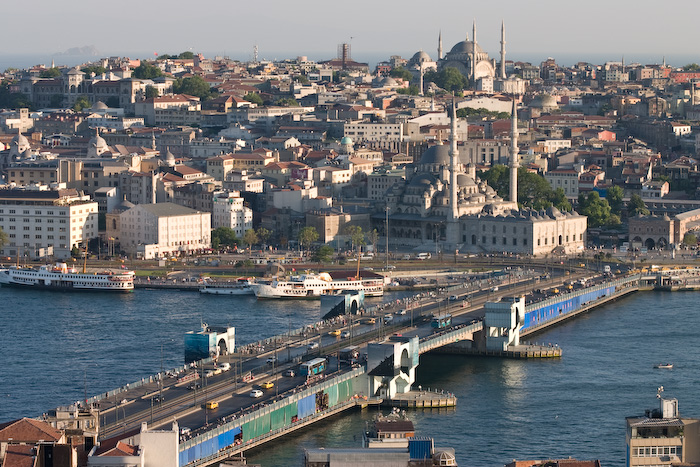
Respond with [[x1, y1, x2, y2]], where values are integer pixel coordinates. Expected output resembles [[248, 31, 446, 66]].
[[545, 167, 582, 199], [212, 191, 253, 236], [134, 95, 201, 126], [119, 202, 211, 259], [0, 188, 98, 259]]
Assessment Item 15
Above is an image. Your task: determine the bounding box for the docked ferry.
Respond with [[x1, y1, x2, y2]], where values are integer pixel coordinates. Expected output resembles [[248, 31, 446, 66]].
[[199, 278, 254, 295], [0, 262, 135, 292], [250, 272, 384, 299]]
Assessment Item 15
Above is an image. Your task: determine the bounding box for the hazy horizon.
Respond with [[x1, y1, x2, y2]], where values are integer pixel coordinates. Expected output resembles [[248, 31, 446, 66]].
[[1, 0, 698, 72]]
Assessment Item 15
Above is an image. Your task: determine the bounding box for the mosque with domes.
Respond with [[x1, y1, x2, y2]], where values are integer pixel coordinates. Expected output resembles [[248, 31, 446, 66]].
[[379, 100, 587, 256]]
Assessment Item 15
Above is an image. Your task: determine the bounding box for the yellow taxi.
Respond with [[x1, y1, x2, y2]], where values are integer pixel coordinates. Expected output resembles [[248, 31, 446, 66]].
[[328, 329, 341, 336], [205, 401, 218, 410], [260, 381, 275, 389]]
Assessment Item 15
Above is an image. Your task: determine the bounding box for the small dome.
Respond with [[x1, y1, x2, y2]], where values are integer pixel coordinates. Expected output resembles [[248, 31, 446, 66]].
[[381, 76, 399, 87], [340, 136, 353, 146], [11, 132, 30, 148], [457, 173, 476, 186], [92, 100, 109, 110], [410, 50, 432, 65], [409, 173, 437, 187]]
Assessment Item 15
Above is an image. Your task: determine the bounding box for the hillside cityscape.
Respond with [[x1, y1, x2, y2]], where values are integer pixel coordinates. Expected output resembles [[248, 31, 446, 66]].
[[1, 22, 700, 467]]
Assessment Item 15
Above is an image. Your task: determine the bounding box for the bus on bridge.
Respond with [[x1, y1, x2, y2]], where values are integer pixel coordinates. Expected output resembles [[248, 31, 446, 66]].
[[300, 358, 327, 377], [431, 314, 452, 329]]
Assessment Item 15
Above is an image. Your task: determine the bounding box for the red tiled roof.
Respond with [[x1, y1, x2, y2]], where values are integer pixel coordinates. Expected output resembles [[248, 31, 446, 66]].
[[101, 441, 139, 457], [0, 418, 62, 443], [3, 444, 36, 467]]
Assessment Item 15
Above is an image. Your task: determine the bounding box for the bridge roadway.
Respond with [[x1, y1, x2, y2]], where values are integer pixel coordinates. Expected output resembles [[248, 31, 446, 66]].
[[97, 268, 589, 441]]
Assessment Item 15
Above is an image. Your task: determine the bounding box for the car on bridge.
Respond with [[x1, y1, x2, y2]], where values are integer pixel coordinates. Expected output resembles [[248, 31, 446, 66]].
[[250, 389, 263, 398], [260, 381, 275, 389], [307, 342, 319, 350], [283, 369, 295, 377], [205, 401, 219, 410], [340, 331, 351, 338], [329, 329, 341, 336]]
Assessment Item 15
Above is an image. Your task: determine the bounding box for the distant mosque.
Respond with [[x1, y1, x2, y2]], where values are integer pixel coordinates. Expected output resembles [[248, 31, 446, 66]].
[[437, 20, 508, 82]]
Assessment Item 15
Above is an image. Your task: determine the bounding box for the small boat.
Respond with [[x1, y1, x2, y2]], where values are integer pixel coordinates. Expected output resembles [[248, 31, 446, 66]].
[[654, 363, 673, 369]]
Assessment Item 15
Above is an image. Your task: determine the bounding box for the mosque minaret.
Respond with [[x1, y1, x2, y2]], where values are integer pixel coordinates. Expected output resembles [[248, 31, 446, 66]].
[[500, 20, 507, 79], [509, 98, 519, 204]]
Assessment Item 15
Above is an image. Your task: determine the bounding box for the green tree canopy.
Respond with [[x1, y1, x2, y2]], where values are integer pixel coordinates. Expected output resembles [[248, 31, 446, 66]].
[[294, 75, 309, 84], [0, 227, 8, 249], [423, 67, 468, 92], [81, 65, 106, 76], [40, 68, 62, 78], [256, 227, 271, 246], [298, 226, 319, 255], [396, 85, 420, 95], [312, 245, 334, 263], [145, 85, 160, 99], [682, 63, 700, 71], [242, 229, 259, 250], [550, 187, 573, 212], [243, 93, 263, 105], [344, 225, 366, 254], [0, 79, 34, 110], [211, 227, 239, 249], [683, 233, 697, 246], [480, 166, 570, 211], [178, 51, 194, 59], [173, 76, 214, 100], [577, 191, 613, 227], [456, 107, 510, 120], [276, 97, 299, 107], [389, 67, 413, 81], [628, 194, 650, 217], [606, 185, 624, 216], [133, 61, 163, 79], [73, 96, 90, 112]]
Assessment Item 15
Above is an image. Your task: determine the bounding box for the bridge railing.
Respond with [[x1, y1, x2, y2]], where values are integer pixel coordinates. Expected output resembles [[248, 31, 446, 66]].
[[418, 321, 484, 354]]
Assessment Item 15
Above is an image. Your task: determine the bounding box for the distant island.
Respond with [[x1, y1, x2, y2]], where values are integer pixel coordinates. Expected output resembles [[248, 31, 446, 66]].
[[55, 45, 99, 56]]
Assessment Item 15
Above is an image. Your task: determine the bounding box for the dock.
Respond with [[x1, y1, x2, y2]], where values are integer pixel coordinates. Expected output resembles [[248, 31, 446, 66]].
[[383, 390, 457, 409]]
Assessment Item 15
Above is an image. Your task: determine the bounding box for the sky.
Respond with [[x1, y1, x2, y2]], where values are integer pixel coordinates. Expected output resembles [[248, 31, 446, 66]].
[[2, 0, 698, 68]]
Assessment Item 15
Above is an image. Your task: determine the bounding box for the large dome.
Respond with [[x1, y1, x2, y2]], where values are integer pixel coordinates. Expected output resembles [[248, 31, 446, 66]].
[[448, 40, 483, 56], [11, 132, 30, 148], [419, 144, 451, 166]]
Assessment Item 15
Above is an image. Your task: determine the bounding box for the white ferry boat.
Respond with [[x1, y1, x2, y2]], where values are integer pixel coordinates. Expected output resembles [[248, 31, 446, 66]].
[[199, 278, 254, 295], [250, 272, 384, 299], [0, 262, 135, 292]]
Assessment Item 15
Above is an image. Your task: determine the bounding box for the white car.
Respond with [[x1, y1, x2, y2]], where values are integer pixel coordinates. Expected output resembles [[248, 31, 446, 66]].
[[341, 331, 351, 338], [307, 342, 319, 350], [250, 389, 263, 398]]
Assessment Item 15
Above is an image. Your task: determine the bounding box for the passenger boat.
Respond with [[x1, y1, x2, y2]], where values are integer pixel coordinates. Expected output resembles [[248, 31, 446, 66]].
[[250, 272, 384, 299], [654, 363, 673, 369], [199, 278, 254, 295], [0, 262, 135, 292]]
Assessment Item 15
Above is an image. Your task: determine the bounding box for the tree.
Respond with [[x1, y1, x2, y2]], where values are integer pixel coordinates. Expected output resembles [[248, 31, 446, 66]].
[[73, 96, 90, 112], [106, 96, 120, 108], [132, 61, 163, 79], [628, 194, 650, 217], [577, 191, 613, 228], [145, 85, 160, 99], [71, 245, 80, 258], [683, 233, 697, 246], [298, 226, 319, 256], [243, 93, 263, 105], [683, 63, 700, 71], [276, 97, 299, 107], [396, 85, 420, 95], [423, 67, 468, 92], [344, 225, 365, 255], [367, 229, 379, 256], [211, 227, 238, 250], [389, 67, 413, 81], [0, 79, 33, 110], [294, 75, 309, 84], [312, 245, 334, 263], [256, 227, 271, 247], [606, 185, 624, 216], [173, 76, 213, 100], [242, 229, 259, 251], [40, 68, 62, 78], [0, 227, 8, 249], [178, 51, 194, 59], [81, 65, 106, 76], [550, 188, 572, 212]]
